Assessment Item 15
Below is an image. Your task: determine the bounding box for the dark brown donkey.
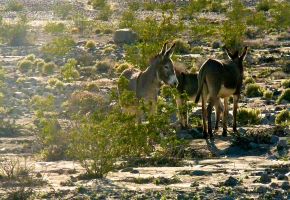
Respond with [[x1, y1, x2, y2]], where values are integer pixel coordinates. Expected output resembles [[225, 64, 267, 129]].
[[175, 67, 223, 129], [195, 47, 248, 138]]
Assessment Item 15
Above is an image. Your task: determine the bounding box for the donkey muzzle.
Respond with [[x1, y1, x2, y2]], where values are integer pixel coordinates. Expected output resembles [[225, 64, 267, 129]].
[[168, 75, 178, 87]]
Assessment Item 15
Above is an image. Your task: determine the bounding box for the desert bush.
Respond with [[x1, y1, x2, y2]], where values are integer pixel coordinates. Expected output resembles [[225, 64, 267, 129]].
[[0, 16, 29, 46], [98, 4, 112, 21], [89, 0, 107, 9], [42, 62, 56, 75], [244, 77, 256, 84], [119, 10, 136, 29], [256, 0, 276, 12], [245, 83, 264, 97], [17, 59, 33, 73], [25, 54, 35, 61], [95, 60, 113, 74], [124, 13, 184, 69], [128, 1, 141, 11], [66, 91, 108, 115], [5, 0, 24, 11], [275, 109, 289, 126], [173, 39, 191, 54], [72, 14, 95, 34], [42, 36, 76, 57], [237, 108, 261, 125], [52, 2, 73, 19], [61, 58, 80, 82], [31, 95, 55, 116], [281, 79, 290, 88], [190, 19, 219, 39], [271, 2, 290, 30], [103, 46, 114, 54], [246, 11, 267, 30], [34, 59, 45, 73], [179, 0, 208, 19], [277, 89, 290, 104], [44, 22, 66, 34], [263, 90, 273, 100], [115, 62, 132, 73], [85, 40, 96, 50], [143, 2, 157, 11]]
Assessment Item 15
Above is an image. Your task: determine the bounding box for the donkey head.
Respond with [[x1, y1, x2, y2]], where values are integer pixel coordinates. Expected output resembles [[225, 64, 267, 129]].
[[225, 46, 248, 69], [151, 42, 178, 87]]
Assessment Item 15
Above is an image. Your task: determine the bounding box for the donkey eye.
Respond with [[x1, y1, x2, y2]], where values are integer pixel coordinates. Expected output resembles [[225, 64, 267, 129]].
[[164, 65, 169, 69]]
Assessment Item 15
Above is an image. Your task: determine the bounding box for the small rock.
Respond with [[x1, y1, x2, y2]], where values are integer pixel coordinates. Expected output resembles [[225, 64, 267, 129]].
[[120, 167, 134, 172], [220, 196, 234, 200], [212, 41, 221, 49], [238, 127, 247, 135], [270, 182, 279, 188], [257, 185, 268, 194], [113, 29, 137, 44], [281, 181, 290, 190], [260, 173, 271, 184], [130, 169, 139, 174], [277, 174, 288, 180], [177, 130, 193, 140], [249, 142, 259, 149], [191, 170, 211, 176], [224, 176, 239, 187], [13, 91, 26, 99], [277, 140, 287, 151], [270, 135, 279, 144]]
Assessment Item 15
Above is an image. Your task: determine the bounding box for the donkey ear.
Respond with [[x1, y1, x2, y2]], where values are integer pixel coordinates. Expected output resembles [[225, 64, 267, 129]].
[[165, 43, 176, 57], [160, 42, 168, 55], [225, 47, 239, 60], [239, 46, 248, 60]]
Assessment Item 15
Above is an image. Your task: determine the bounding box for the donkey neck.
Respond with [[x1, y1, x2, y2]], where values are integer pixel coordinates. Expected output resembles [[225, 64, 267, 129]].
[[142, 64, 160, 86]]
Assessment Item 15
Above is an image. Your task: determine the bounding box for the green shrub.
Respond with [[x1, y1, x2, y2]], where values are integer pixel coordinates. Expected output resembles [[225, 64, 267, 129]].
[[95, 60, 113, 74], [34, 59, 45, 73], [61, 59, 80, 82], [263, 90, 273, 100], [143, 2, 157, 11], [42, 62, 56, 75], [245, 83, 264, 97], [41, 36, 76, 57], [119, 10, 136, 29], [5, 0, 24, 11], [67, 91, 108, 115], [52, 2, 73, 19], [44, 22, 66, 34], [124, 13, 184, 69], [17, 59, 33, 73], [0, 16, 29, 46], [270, 2, 290, 30], [275, 109, 289, 126], [237, 108, 261, 125], [257, 0, 275, 12], [115, 62, 132, 73], [128, 1, 141, 11], [25, 54, 35, 61], [72, 14, 95, 34], [173, 39, 190, 54], [89, 0, 106, 9], [246, 11, 267, 30], [244, 77, 256, 84], [85, 40, 96, 50], [282, 79, 290, 88], [277, 89, 290, 104], [98, 4, 112, 21]]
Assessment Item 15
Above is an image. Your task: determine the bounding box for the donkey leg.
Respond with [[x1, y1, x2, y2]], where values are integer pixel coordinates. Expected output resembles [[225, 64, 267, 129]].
[[222, 97, 229, 137], [207, 98, 216, 138], [233, 95, 239, 132], [201, 94, 208, 138], [214, 101, 220, 131], [176, 96, 187, 129]]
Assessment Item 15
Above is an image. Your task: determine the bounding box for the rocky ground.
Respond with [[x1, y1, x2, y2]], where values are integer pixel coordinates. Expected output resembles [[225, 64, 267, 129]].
[[0, 0, 289, 199]]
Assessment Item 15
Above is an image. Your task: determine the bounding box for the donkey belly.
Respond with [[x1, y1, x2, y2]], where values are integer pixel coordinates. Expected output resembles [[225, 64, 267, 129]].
[[218, 85, 236, 98]]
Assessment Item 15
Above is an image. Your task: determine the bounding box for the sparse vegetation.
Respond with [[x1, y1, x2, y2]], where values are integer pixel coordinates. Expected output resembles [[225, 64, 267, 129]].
[[281, 79, 290, 88], [5, 0, 24, 11], [44, 22, 66, 34], [115, 62, 132, 73], [275, 109, 289, 126], [237, 108, 261, 125], [42, 36, 76, 57], [263, 90, 273, 100], [61, 59, 80, 82], [85, 40, 96, 50], [95, 60, 113, 74], [173, 39, 191, 54], [277, 89, 290, 104], [17, 59, 33, 73], [245, 83, 264, 97], [42, 62, 56, 75]]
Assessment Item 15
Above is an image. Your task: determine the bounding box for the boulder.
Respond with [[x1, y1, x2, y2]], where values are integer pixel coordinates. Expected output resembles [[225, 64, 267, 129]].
[[113, 29, 137, 44]]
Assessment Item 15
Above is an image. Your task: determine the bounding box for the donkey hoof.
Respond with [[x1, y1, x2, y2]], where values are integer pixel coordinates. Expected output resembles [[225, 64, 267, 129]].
[[222, 130, 227, 137]]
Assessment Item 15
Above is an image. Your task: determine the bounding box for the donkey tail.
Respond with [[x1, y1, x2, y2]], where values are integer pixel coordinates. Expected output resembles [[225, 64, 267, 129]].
[[195, 65, 206, 104]]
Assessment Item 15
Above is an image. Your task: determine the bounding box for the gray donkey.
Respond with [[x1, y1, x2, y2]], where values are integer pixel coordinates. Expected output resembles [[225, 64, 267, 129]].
[[175, 67, 223, 130], [118, 42, 178, 119], [195, 47, 248, 139]]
